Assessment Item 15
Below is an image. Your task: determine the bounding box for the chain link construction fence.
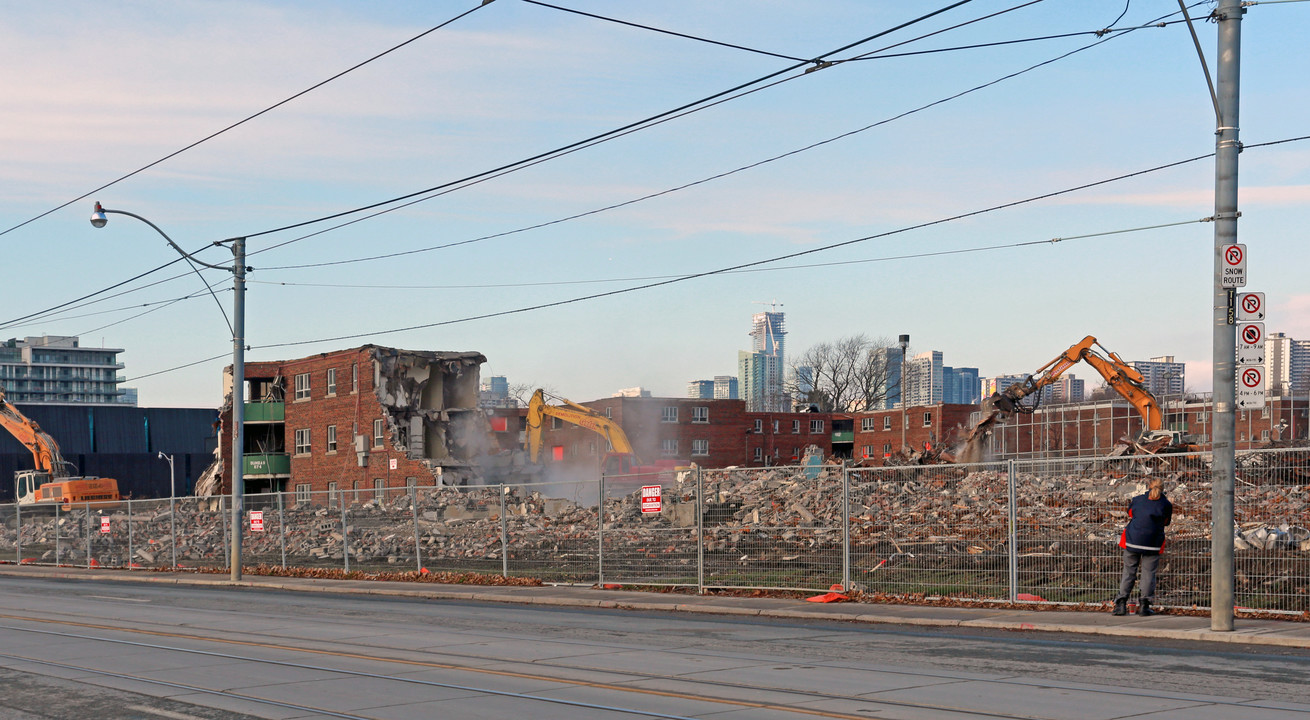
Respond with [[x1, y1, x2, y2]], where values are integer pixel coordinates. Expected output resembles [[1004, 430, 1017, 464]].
[[0, 448, 1305, 611]]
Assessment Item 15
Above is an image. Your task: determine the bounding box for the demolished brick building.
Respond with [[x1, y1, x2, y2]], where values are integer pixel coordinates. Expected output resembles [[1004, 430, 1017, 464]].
[[206, 345, 489, 497]]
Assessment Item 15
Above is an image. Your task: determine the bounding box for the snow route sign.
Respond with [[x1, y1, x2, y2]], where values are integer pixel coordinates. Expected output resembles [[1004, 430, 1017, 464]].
[[1221, 244, 1247, 287]]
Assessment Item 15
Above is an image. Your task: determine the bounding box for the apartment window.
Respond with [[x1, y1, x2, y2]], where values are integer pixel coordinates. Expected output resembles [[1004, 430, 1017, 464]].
[[883, 416, 892, 431], [661, 438, 678, 456], [772, 419, 780, 434], [692, 438, 709, 456], [1240, 431, 1246, 441], [405, 477, 417, 497], [294, 372, 311, 401], [792, 447, 801, 460], [373, 478, 386, 500], [861, 417, 876, 432], [862, 445, 874, 458], [923, 411, 933, 427], [792, 420, 800, 434], [1261, 429, 1270, 442], [753, 447, 763, 462], [373, 418, 385, 448], [753, 419, 763, 433], [1261, 406, 1271, 418], [692, 406, 709, 423], [294, 428, 310, 455], [295, 483, 311, 504], [326, 368, 337, 396], [605, 407, 612, 419], [661, 406, 678, 423], [883, 443, 891, 455], [326, 425, 337, 453], [551, 417, 563, 430], [328, 481, 339, 508], [352, 362, 359, 393], [810, 419, 824, 433]]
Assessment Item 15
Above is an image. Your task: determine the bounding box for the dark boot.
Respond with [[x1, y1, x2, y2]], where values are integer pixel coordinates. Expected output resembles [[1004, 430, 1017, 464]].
[[1112, 598, 1127, 616], [1136, 599, 1154, 616]]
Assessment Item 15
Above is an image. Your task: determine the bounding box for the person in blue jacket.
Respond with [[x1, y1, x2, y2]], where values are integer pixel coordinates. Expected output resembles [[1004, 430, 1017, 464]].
[[1113, 476, 1173, 616]]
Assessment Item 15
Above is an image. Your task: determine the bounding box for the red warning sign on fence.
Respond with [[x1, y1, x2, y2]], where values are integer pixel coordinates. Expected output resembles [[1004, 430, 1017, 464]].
[[250, 510, 265, 533], [99, 516, 110, 534], [640, 485, 662, 514]]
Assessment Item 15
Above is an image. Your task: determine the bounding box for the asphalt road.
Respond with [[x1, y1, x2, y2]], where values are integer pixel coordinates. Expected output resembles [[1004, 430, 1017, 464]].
[[0, 577, 1306, 719]]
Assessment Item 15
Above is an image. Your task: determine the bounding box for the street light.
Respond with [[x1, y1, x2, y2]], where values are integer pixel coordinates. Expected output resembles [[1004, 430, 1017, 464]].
[[898, 334, 909, 454], [92, 202, 249, 583], [158, 451, 176, 569]]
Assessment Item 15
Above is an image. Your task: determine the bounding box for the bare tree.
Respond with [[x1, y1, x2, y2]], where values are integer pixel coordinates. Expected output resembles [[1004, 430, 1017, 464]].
[[788, 335, 905, 412], [506, 382, 559, 408]]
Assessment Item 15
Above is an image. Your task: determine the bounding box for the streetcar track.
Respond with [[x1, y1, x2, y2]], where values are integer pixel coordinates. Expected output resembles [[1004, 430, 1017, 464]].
[[0, 619, 1068, 720], [2, 614, 1306, 720]]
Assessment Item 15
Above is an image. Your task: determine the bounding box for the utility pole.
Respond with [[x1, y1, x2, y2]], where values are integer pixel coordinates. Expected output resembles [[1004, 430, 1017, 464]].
[[1210, 0, 1243, 632]]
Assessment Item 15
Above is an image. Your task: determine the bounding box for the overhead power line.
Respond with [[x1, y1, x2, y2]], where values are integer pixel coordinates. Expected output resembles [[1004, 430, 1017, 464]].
[[237, 0, 980, 241], [0, 2, 492, 241], [254, 10, 1162, 273], [519, 0, 809, 61], [254, 151, 1220, 352]]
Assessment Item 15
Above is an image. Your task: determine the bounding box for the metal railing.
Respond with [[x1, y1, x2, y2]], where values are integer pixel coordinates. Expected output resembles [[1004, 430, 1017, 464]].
[[0, 448, 1305, 611]]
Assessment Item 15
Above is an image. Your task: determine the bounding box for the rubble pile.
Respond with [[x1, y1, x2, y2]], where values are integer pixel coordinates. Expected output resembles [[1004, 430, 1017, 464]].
[[1, 455, 1305, 608]]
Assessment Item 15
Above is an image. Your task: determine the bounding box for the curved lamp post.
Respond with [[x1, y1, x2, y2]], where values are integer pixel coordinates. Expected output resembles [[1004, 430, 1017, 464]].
[[91, 202, 248, 582]]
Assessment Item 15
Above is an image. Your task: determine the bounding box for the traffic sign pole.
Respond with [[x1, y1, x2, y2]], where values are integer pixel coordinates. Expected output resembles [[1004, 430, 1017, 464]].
[[1209, 0, 1242, 633]]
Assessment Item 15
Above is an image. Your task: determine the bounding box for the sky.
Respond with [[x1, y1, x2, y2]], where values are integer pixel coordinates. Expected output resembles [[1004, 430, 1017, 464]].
[[2, 0, 1308, 408]]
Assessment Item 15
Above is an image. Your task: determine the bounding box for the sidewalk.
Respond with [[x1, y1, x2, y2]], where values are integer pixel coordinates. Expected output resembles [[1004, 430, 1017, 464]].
[[3, 564, 1308, 649]]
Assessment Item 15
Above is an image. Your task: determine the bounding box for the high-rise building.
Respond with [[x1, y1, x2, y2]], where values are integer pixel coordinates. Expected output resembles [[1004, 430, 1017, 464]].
[[713, 375, 738, 400], [906, 351, 943, 406], [1266, 332, 1310, 395], [479, 375, 513, 408], [687, 380, 715, 399], [740, 309, 786, 411], [1050, 375, 1085, 403], [0, 336, 128, 405], [981, 373, 1072, 404], [870, 346, 905, 409], [942, 366, 979, 404], [1131, 356, 1186, 398]]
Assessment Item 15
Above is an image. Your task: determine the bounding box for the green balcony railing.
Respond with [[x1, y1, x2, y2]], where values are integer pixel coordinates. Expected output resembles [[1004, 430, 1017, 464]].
[[243, 453, 290, 476], [830, 430, 854, 443], [244, 402, 285, 423]]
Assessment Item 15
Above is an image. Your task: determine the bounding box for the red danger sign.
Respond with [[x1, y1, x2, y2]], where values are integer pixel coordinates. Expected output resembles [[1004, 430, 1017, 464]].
[[100, 516, 110, 534], [640, 485, 662, 514], [250, 510, 265, 533], [1242, 367, 1263, 388]]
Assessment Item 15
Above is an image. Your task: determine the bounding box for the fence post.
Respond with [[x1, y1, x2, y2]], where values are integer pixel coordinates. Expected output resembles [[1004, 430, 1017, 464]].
[[221, 496, 230, 571], [842, 461, 851, 592], [127, 499, 133, 570], [597, 474, 605, 587], [1007, 459, 1018, 602], [341, 492, 350, 574], [15, 501, 21, 564], [85, 503, 91, 569], [499, 487, 509, 578], [278, 490, 287, 569], [55, 504, 61, 565], [696, 466, 704, 595], [169, 493, 177, 569], [412, 488, 423, 573]]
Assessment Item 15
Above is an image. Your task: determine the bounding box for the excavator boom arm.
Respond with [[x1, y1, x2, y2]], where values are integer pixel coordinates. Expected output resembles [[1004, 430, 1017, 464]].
[[0, 389, 65, 474], [525, 389, 636, 462]]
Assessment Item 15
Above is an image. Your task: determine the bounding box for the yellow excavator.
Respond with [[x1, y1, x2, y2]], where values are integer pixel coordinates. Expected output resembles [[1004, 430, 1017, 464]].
[[525, 389, 680, 477], [0, 387, 120, 509], [967, 336, 1183, 451]]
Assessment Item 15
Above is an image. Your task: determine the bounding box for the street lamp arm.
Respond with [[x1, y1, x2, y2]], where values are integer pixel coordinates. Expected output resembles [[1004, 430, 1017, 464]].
[[94, 204, 234, 335]]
